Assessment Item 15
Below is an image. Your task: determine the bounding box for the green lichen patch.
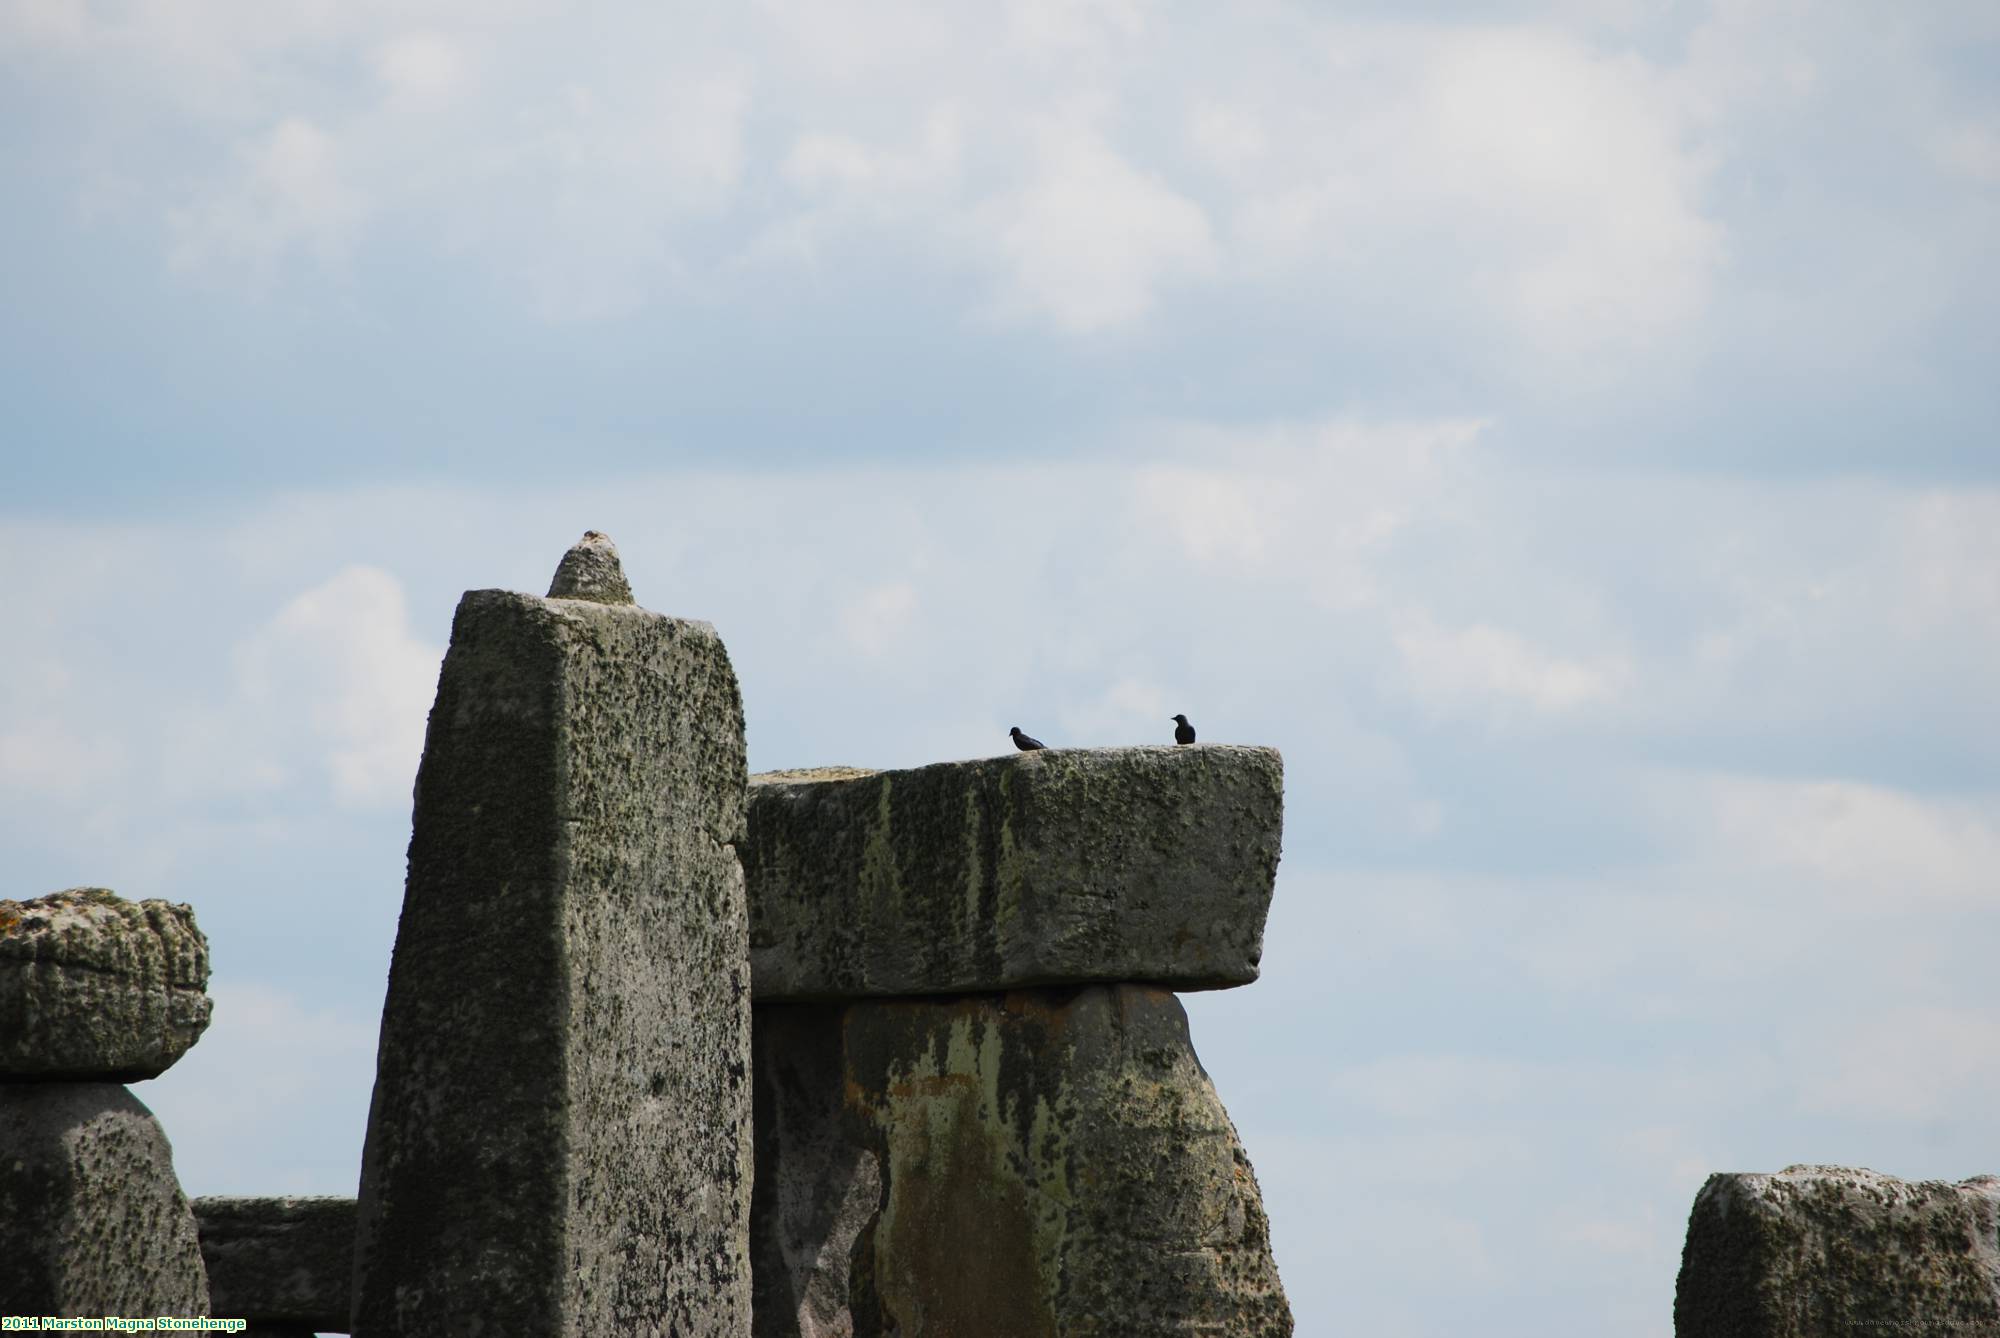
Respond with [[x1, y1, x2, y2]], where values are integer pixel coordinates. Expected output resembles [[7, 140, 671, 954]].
[[743, 745, 1284, 1001], [832, 987, 1293, 1337]]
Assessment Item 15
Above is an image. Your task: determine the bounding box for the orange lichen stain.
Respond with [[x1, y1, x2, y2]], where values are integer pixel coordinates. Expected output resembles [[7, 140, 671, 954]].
[[878, 1084, 1055, 1337], [886, 1072, 978, 1101]]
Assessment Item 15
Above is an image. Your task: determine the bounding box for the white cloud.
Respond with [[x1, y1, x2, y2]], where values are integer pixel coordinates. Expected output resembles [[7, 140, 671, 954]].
[[1416, 29, 1724, 342], [1794, 1006, 2000, 1122], [0, 646, 129, 797], [1131, 465, 1276, 566], [1328, 1054, 1536, 1121], [374, 31, 472, 109], [141, 980, 378, 1196], [234, 566, 441, 807], [11, 0, 1991, 395], [1056, 675, 1176, 743], [1186, 100, 1268, 173], [1555, 1215, 1658, 1257], [0, 0, 89, 50], [0, 717, 128, 797], [1393, 612, 1629, 720], [981, 126, 1217, 333], [1131, 416, 1485, 608], [1613, 1126, 1718, 1193], [1211, 22, 1723, 376], [1932, 120, 2000, 185], [1677, 774, 2000, 911], [170, 117, 366, 272], [838, 580, 920, 659], [1007, 0, 1146, 55], [783, 105, 963, 198]]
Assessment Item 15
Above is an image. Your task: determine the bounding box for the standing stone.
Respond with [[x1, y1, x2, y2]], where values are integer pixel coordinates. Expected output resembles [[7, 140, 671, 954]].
[[752, 987, 1292, 1338], [0, 1082, 211, 1314], [1, 887, 212, 1080], [352, 534, 753, 1338], [1674, 1164, 2000, 1336]]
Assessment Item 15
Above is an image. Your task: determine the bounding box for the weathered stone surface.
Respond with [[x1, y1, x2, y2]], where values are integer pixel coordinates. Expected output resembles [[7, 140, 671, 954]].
[[1675, 1164, 2000, 1336], [751, 1004, 884, 1338], [0, 1082, 210, 1314], [352, 570, 753, 1337], [547, 528, 635, 604], [752, 987, 1292, 1338], [0, 887, 212, 1080], [193, 1195, 355, 1331], [744, 745, 1284, 1000]]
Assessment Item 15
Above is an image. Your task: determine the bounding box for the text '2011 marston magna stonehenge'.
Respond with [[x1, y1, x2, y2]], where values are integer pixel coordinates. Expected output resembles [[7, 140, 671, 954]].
[[350, 532, 754, 1338]]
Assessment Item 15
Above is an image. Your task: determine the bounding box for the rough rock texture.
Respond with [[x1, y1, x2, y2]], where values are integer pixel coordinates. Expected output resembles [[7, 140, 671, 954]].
[[751, 987, 1292, 1338], [351, 562, 753, 1337], [743, 746, 1284, 1000], [0, 1082, 210, 1314], [751, 1004, 885, 1338], [547, 529, 635, 604], [0, 887, 212, 1080], [193, 1195, 355, 1332], [1675, 1164, 2000, 1336]]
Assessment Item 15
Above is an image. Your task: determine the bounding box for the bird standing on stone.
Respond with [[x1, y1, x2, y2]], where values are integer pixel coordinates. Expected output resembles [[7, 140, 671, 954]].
[[1172, 714, 1196, 745], [1009, 726, 1047, 751]]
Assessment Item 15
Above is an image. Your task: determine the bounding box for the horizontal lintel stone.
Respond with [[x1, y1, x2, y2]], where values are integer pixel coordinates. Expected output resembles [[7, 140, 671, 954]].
[[192, 1195, 355, 1332], [744, 744, 1283, 1001], [0, 887, 212, 1081]]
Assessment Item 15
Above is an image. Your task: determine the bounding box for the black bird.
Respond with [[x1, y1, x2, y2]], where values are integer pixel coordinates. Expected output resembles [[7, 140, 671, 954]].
[[1172, 714, 1196, 745], [1009, 726, 1047, 751]]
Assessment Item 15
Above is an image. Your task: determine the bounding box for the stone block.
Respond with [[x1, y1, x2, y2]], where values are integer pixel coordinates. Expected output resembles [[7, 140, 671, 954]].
[[750, 1003, 883, 1338], [1674, 1164, 2000, 1336], [744, 745, 1283, 1000], [751, 987, 1293, 1338], [352, 536, 753, 1338], [193, 1195, 354, 1332], [0, 1082, 210, 1314], [0, 887, 212, 1080]]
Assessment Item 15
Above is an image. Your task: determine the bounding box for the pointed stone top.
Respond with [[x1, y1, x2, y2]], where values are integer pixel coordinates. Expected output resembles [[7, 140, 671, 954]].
[[547, 530, 635, 605]]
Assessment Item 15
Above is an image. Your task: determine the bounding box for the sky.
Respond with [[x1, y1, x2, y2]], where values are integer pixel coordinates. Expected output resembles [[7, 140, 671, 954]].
[[2, 1, 1997, 1333]]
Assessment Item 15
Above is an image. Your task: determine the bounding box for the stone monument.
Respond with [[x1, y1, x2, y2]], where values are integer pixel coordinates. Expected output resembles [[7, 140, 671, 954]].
[[349, 532, 754, 1337]]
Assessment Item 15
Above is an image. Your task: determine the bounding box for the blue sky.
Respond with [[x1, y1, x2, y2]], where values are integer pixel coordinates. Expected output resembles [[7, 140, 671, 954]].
[[3, 2, 1997, 1334]]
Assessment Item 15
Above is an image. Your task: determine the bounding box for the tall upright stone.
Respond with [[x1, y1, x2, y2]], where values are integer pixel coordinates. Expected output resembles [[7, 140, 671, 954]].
[[1675, 1165, 2000, 1335], [352, 533, 753, 1338]]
